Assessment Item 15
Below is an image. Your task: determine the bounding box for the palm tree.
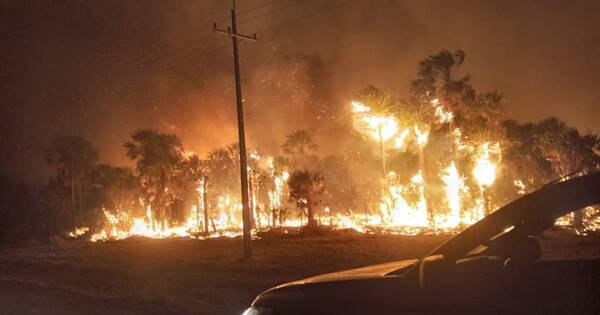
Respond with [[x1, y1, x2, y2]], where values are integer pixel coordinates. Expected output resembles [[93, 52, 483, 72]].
[[90, 164, 141, 215], [318, 155, 356, 211], [282, 129, 318, 169], [529, 117, 600, 231], [410, 49, 474, 108], [206, 144, 240, 197], [355, 85, 396, 116], [288, 170, 325, 226], [125, 129, 183, 230], [180, 154, 209, 232], [45, 135, 98, 226]]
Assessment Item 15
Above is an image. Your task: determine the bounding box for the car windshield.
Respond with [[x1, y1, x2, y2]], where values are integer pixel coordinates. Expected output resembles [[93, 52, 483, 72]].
[[426, 172, 600, 261]]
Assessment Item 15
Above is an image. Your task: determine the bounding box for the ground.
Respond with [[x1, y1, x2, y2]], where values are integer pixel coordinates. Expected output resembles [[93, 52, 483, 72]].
[[0, 230, 598, 315]]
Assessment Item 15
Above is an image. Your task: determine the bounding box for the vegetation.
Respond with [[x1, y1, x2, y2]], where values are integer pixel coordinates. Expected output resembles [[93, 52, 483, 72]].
[[1, 49, 599, 243], [44, 135, 98, 227], [125, 129, 185, 230], [282, 129, 318, 169], [287, 169, 326, 226]]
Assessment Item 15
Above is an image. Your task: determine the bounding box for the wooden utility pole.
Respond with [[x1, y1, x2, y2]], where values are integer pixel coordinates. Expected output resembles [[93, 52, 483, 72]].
[[213, 0, 257, 259]]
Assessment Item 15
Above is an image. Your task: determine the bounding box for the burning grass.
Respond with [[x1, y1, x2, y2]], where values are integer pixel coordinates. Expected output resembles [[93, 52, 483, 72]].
[[64, 97, 599, 243]]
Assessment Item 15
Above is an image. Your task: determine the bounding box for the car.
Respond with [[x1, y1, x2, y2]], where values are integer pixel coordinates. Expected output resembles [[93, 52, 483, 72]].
[[243, 172, 600, 314]]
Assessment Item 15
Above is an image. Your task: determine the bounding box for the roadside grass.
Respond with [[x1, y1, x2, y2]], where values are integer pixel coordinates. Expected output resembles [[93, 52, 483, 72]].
[[1, 230, 597, 314], [0, 232, 448, 314]]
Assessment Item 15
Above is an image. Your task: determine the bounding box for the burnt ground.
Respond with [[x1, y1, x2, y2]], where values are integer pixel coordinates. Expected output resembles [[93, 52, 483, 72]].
[[0, 231, 599, 315]]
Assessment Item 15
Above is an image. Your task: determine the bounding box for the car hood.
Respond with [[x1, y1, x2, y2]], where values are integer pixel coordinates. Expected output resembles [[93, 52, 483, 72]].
[[252, 259, 419, 311], [275, 259, 418, 287]]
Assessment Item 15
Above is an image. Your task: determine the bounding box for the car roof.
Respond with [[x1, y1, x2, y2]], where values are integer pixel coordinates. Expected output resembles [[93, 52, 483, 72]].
[[428, 171, 600, 261]]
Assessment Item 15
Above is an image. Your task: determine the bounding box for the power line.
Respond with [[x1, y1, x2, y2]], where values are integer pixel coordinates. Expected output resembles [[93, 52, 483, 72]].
[[91, 0, 287, 78], [115, 0, 353, 74], [214, 0, 280, 24], [256, 0, 360, 39], [236, 0, 307, 26], [47, 0, 364, 105], [126, 0, 307, 69], [118, 0, 362, 98]]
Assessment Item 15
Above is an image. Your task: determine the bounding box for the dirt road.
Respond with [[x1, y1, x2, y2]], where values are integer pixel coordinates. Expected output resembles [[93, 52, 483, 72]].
[[0, 231, 598, 314], [0, 283, 172, 315]]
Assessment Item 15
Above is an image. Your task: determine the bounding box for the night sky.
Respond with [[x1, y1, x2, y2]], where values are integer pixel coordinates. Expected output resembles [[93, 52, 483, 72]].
[[2, 0, 599, 185]]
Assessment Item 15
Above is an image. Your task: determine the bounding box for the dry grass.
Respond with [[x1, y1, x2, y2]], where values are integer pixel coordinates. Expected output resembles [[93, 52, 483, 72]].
[[1, 230, 597, 314], [0, 232, 449, 314]]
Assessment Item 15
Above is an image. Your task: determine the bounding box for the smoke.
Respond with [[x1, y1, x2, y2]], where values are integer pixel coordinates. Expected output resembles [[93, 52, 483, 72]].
[[1, 0, 599, 184]]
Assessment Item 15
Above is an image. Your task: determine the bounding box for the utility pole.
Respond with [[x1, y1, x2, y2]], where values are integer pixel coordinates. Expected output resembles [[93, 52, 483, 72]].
[[213, 0, 257, 259]]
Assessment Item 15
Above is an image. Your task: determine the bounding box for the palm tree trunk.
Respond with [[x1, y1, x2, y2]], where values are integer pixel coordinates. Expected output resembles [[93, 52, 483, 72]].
[[203, 177, 209, 234], [307, 207, 316, 226], [77, 169, 83, 216], [420, 148, 434, 225], [196, 197, 202, 231], [70, 166, 76, 227], [248, 173, 255, 229]]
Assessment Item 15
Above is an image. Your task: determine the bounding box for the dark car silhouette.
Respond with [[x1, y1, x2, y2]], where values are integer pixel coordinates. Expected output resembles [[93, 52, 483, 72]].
[[243, 172, 600, 315]]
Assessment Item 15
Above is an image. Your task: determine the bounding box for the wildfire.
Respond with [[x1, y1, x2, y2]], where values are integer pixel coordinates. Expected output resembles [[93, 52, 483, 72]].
[[68, 226, 89, 238], [431, 98, 454, 124], [65, 97, 596, 243], [513, 179, 526, 195], [439, 162, 465, 228], [473, 142, 500, 188], [394, 129, 410, 150], [414, 125, 429, 146], [349, 98, 501, 232], [351, 101, 398, 142]]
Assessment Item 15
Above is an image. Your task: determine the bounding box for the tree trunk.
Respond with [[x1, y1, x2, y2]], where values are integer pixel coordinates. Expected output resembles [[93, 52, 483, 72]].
[[196, 198, 202, 231], [78, 170, 84, 214], [573, 208, 584, 231], [483, 189, 492, 216], [248, 173, 256, 229], [70, 166, 76, 227], [279, 208, 285, 226], [307, 206, 316, 226], [210, 217, 217, 234], [420, 148, 435, 225], [271, 206, 278, 227], [203, 177, 209, 234]]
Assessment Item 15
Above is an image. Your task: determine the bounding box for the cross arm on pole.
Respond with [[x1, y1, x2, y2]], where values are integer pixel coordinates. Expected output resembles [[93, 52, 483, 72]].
[[213, 23, 258, 41]]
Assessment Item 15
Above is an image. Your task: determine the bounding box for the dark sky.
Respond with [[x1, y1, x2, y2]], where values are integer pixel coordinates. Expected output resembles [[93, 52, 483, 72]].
[[2, 0, 599, 185]]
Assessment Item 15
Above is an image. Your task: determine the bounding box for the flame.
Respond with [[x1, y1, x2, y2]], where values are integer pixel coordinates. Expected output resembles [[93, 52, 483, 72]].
[[513, 179, 526, 195], [555, 206, 600, 235], [453, 128, 470, 152], [439, 162, 465, 228], [473, 142, 500, 188], [351, 101, 398, 142], [67, 97, 597, 242], [68, 226, 89, 238], [394, 129, 410, 150], [414, 125, 429, 146], [431, 99, 454, 124], [380, 171, 429, 228], [351, 101, 371, 113]]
